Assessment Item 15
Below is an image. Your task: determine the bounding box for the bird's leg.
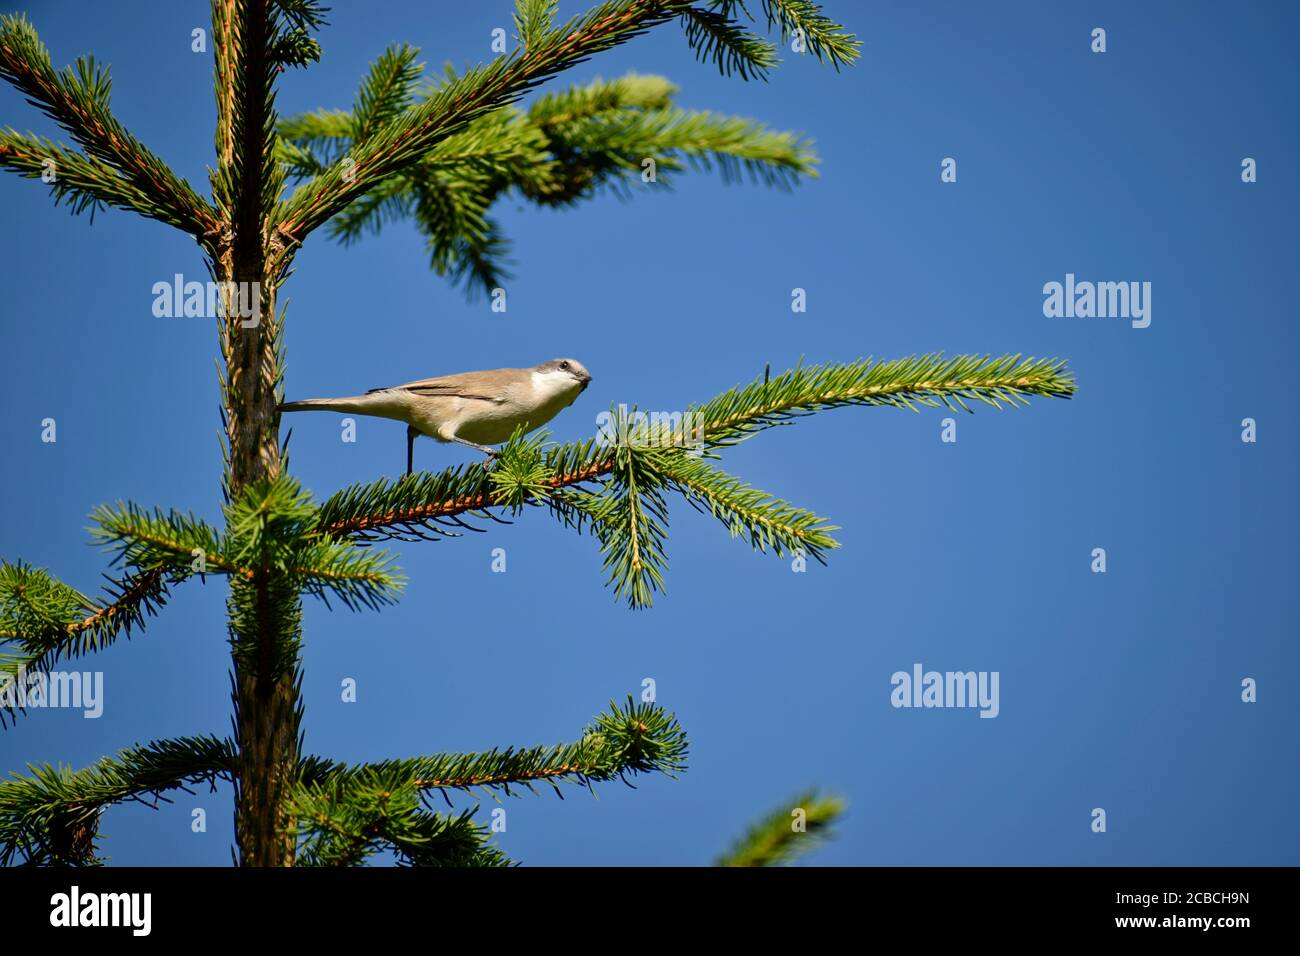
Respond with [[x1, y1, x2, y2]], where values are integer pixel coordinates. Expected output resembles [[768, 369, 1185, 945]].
[[445, 435, 499, 470], [448, 435, 499, 458], [406, 425, 418, 477]]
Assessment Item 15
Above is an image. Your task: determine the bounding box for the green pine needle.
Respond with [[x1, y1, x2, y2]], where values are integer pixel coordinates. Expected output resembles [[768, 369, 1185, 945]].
[[0, 14, 219, 235], [0, 561, 176, 726], [679, 7, 779, 80], [514, 0, 561, 51], [289, 695, 684, 865], [0, 735, 236, 865], [278, 66, 818, 294], [715, 788, 846, 866]]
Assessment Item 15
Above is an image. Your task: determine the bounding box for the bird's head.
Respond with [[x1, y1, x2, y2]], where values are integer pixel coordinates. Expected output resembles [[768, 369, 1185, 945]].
[[536, 357, 592, 393]]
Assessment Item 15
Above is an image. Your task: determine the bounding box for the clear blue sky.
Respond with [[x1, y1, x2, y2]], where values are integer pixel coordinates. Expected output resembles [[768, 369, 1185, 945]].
[[1, 0, 1296, 866]]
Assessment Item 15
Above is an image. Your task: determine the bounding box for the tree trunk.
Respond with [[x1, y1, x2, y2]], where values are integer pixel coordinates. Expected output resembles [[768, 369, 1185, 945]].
[[219, 254, 301, 867], [211, 0, 302, 869]]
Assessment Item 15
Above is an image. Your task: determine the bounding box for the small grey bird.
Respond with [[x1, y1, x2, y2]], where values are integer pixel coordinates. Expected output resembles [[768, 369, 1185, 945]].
[[279, 358, 592, 475]]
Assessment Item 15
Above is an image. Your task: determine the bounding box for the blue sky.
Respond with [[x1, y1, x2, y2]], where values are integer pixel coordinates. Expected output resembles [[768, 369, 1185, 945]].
[[1, 0, 1297, 866]]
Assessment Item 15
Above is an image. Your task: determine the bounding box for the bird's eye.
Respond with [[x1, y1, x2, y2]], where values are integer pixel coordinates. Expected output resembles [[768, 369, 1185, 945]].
[[559, 361, 569, 370]]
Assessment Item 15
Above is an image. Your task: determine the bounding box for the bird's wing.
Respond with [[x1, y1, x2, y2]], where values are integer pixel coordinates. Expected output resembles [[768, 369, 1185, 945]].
[[368, 367, 520, 403]]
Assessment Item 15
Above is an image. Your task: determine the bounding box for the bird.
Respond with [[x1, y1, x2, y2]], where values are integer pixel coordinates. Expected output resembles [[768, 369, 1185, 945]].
[[278, 358, 592, 475]]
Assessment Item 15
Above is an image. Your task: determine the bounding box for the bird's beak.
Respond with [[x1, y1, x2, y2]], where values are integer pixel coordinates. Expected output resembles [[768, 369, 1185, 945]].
[[579, 372, 592, 391]]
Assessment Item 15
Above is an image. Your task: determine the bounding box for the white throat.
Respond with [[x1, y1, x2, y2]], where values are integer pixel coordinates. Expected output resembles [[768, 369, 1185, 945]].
[[531, 369, 579, 402]]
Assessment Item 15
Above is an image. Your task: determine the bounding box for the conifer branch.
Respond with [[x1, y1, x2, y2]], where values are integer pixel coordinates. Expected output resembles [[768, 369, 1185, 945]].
[[0, 562, 175, 727], [311, 356, 1072, 607], [278, 65, 818, 292], [529, 70, 676, 124], [0, 476, 398, 736], [316, 449, 609, 541], [292, 797, 510, 867], [0, 735, 237, 865], [0, 14, 220, 237], [351, 43, 422, 145], [592, 449, 671, 608], [89, 503, 234, 575], [87, 492, 402, 608], [272, 0, 853, 248], [212, 0, 283, 230], [715, 788, 845, 867], [710, 0, 860, 69], [514, 0, 561, 52], [695, 354, 1075, 447], [0, 476, 402, 726], [223, 476, 404, 617], [212, 0, 237, 178], [658, 455, 839, 561], [316, 355, 1074, 537], [275, 108, 350, 176], [284, 538, 405, 612], [289, 696, 681, 864], [679, 6, 778, 80], [305, 696, 687, 799], [0, 131, 149, 222], [274, 0, 710, 242]]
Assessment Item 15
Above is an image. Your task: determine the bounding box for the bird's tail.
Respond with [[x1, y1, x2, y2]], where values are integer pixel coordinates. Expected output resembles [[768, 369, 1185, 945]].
[[278, 394, 387, 415]]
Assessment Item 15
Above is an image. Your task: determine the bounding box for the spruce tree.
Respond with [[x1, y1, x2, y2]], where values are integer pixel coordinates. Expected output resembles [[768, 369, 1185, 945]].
[[0, 1, 1074, 866]]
